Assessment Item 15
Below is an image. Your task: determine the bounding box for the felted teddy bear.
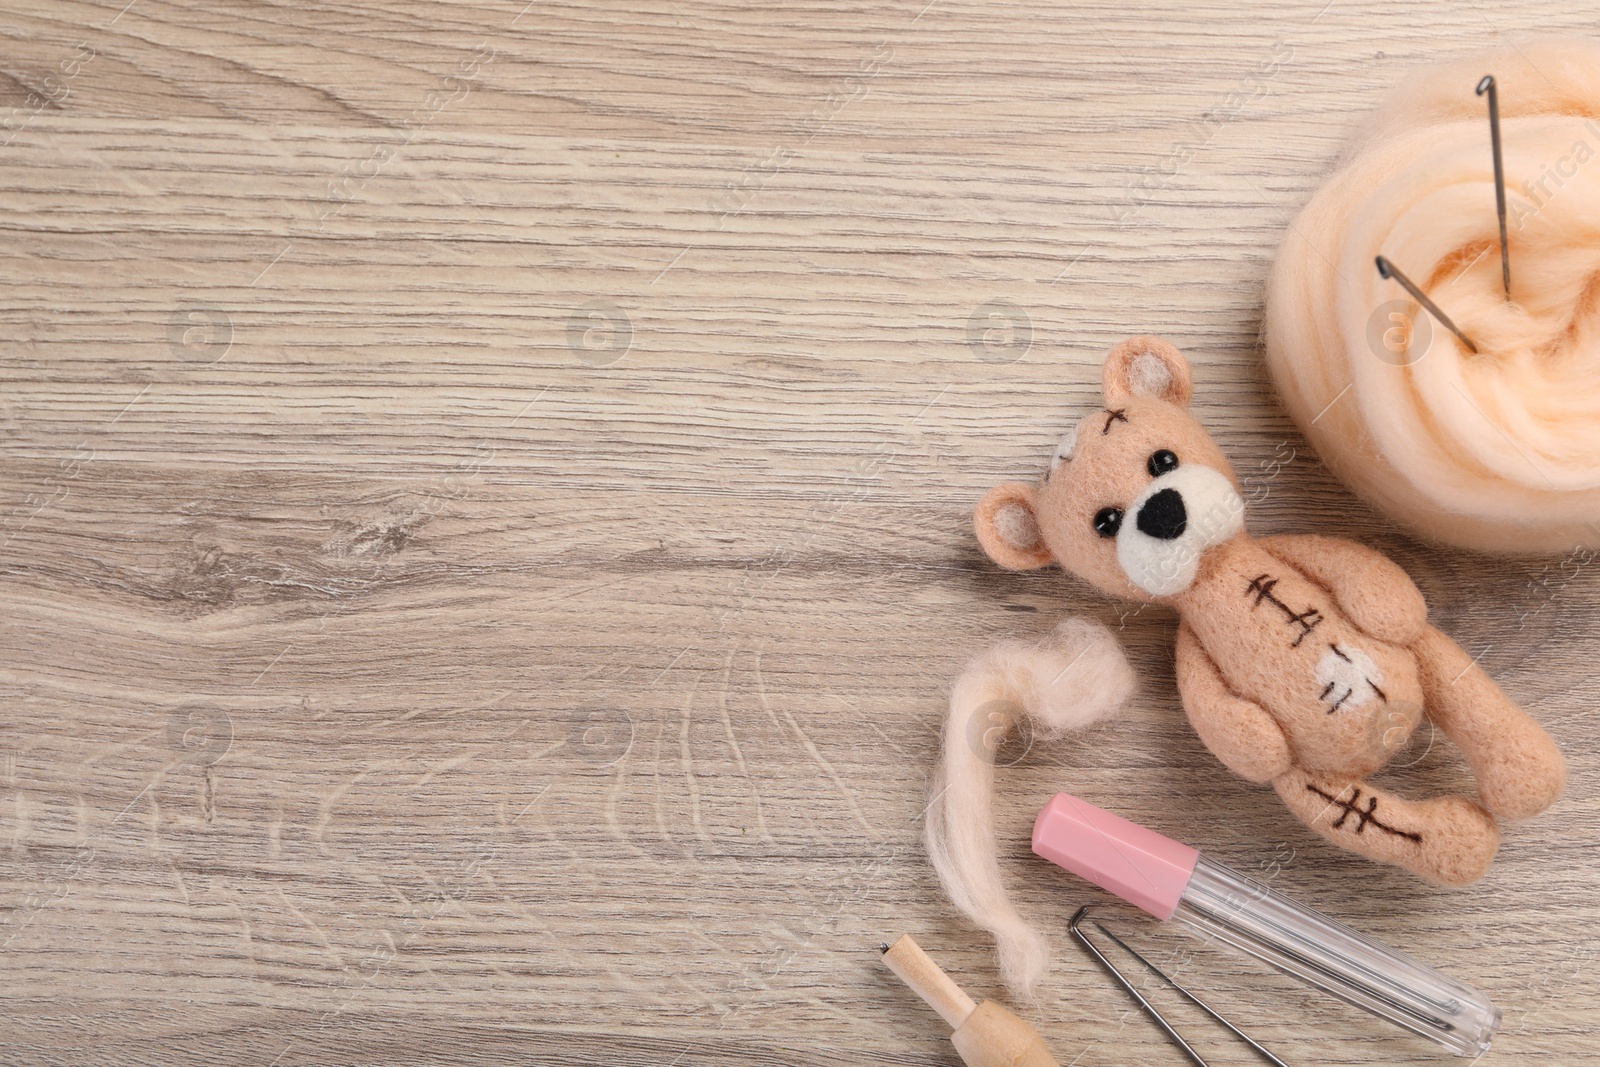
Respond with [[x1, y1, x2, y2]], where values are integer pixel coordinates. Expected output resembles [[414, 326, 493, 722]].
[[972, 336, 1566, 885]]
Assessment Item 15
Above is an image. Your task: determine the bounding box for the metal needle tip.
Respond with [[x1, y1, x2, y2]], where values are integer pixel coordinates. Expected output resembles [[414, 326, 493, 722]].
[[1375, 256, 1480, 354]]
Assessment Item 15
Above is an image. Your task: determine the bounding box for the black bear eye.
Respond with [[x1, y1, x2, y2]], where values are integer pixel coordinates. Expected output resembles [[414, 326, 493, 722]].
[[1147, 449, 1179, 477], [1093, 507, 1124, 538]]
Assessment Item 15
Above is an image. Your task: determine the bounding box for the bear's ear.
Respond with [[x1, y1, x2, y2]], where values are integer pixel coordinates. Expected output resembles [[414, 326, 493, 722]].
[[1103, 335, 1193, 408], [974, 483, 1054, 570]]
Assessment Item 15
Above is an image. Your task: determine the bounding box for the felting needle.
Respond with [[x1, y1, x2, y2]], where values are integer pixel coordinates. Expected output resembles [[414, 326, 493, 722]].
[[1092, 921, 1293, 1067], [1375, 256, 1480, 354], [1475, 74, 1512, 300], [1070, 907, 1295, 1067]]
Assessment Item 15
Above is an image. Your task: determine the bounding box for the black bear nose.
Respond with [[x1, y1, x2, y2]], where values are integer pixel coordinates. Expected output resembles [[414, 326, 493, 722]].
[[1136, 488, 1187, 541]]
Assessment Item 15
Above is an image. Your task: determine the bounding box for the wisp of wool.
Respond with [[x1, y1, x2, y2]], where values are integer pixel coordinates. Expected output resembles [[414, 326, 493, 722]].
[[925, 617, 1135, 998]]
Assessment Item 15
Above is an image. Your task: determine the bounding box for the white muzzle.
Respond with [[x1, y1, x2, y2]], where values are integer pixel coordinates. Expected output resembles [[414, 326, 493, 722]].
[[1116, 465, 1244, 596]]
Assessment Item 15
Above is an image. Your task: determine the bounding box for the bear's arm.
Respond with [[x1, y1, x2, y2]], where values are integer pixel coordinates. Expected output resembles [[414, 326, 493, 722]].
[[1175, 621, 1293, 783], [1257, 533, 1428, 647]]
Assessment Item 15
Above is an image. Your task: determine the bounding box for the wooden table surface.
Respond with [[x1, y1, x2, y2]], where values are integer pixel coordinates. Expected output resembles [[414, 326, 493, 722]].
[[3, 2, 1598, 1063]]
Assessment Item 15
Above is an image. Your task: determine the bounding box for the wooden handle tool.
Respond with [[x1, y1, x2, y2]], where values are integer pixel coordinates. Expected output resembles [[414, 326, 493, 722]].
[[879, 934, 1060, 1067]]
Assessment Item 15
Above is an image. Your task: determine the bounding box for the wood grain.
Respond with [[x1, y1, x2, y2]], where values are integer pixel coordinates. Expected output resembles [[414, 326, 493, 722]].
[[3, 1, 1598, 1063]]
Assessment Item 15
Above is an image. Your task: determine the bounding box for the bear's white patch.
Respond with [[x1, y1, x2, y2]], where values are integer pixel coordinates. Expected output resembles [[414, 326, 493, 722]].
[[1314, 644, 1383, 714], [1049, 426, 1078, 472], [1128, 351, 1173, 399], [994, 502, 1040, 552], [1116, 464, 1244, 596]]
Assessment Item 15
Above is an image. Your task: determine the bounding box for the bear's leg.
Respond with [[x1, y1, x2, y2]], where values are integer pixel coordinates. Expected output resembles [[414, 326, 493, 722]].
[[1272, 768, 1498, 885], [1411, 625, 1565, 821]]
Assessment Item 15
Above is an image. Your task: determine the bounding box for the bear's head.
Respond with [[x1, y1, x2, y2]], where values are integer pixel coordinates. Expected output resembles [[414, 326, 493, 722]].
[[974, 336, 1246, 603]]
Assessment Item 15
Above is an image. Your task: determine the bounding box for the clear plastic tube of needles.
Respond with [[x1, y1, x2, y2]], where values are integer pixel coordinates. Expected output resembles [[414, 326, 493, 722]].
[[1033, 794, 1501, 1057], [1175, 855, 1499, 1056]]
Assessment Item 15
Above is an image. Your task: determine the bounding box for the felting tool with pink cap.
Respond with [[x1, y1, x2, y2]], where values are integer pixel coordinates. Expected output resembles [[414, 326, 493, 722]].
[[1032, 793, 1501, 1058]]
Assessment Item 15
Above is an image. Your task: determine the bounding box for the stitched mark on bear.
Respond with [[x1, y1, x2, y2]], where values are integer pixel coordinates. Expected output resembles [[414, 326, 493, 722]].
[[1246, 573, 1324, 647], [1306, 784, 1423, 843], [1315, 643, 1385, 714], [1102, 408, 1129, 434], [1322, 645, 1353, 710]]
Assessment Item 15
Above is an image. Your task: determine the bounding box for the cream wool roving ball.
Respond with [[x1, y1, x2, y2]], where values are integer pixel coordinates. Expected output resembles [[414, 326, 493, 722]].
[[1266, 40, 1600, 553]]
